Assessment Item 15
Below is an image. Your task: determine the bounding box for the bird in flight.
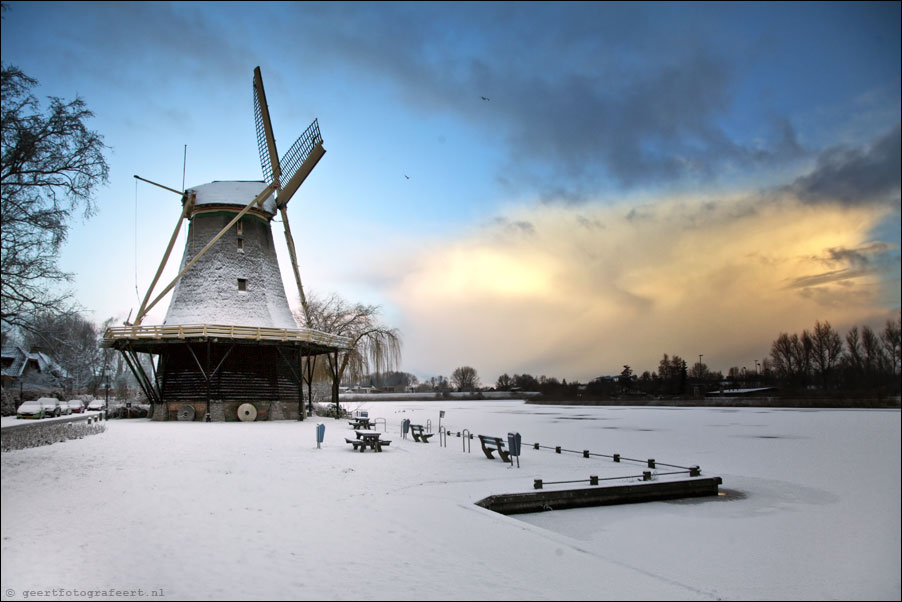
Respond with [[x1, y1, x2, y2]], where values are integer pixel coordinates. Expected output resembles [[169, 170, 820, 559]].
[[481, 96, 490, 101], [404, 174, 410, 180]]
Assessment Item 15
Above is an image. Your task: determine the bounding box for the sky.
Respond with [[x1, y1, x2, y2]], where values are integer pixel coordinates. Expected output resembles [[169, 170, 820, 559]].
[[2, 1, 900, 383]]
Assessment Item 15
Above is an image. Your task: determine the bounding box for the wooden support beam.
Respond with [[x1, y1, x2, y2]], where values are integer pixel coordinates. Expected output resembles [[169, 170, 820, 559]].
[[134, 193, 194, 326], [133, 174, 185, 196], [279, 205, 311, 327]]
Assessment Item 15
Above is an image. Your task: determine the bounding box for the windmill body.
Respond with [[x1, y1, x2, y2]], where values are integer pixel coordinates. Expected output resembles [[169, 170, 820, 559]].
[[102, 68, 346, 421], [164, 181, 297, 330]]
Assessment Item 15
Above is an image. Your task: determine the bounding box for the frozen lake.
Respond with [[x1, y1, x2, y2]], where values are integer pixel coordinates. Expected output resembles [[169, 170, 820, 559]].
[[2, 401, 899, 600]]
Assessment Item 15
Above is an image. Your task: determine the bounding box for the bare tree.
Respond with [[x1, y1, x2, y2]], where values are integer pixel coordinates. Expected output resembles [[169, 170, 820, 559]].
[[22, 311, 101, 395], [882, 314, 901, 376], [451, 366, 480, 392], [305, 293, 401, 415], [811, 320, 843, 389], [771, 332, 804, 384], [495, 373, 513, 390], [1, 64, 108, 330], [843, 326, 863, 387], [861, 325, 884, 384]]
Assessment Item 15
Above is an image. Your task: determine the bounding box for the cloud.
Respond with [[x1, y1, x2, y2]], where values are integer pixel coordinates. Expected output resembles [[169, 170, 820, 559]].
[[276, 3, 814, 200], [382, 191, 897, 380], [790, 125, 901, 206]]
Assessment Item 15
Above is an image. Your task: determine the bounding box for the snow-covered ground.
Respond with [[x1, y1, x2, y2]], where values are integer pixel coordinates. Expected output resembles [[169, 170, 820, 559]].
[[1, 402, 899, 601]]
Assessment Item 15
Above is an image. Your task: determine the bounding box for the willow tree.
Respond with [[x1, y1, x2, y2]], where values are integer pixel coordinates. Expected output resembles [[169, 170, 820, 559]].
[[306, 293, 401, 416]]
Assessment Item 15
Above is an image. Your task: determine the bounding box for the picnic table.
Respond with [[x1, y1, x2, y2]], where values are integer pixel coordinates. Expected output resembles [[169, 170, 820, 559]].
[[345, 431, 392, 452], [348, 417, 375, 430], [409, 424, 434, 443]]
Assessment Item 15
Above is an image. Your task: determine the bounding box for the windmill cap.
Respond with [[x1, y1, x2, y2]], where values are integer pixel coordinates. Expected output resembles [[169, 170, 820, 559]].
[[186, 181, 277, 217]]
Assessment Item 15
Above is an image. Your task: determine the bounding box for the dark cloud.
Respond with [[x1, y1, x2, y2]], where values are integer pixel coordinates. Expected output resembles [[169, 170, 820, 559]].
[[787, 268, 877, 289], [277, 3, 816, 201], [789, 241, 896, 290], [790, 126, 901, 205], [826, 244, 891, 269], [576, 215, 605, 230], [489, 217, 536, 236]]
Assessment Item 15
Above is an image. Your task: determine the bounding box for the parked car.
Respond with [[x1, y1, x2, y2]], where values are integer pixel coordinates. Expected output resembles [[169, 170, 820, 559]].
[[67, 399, 86, 414], [37, 397, 61, 418], [16, 400, 45, 419], [87, 399, 106, 412], [58, 401, 72, 415]]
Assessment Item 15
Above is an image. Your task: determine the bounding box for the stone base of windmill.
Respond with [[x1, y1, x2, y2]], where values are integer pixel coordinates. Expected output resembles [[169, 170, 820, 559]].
[[209, 400, 226, 422]]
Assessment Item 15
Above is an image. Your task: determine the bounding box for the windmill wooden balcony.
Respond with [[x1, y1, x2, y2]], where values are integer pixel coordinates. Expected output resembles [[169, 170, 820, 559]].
[[103, 323, 350, 354]]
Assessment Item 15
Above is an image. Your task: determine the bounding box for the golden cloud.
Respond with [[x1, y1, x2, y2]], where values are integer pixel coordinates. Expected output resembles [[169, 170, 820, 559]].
[[389, 193, 897, 381]]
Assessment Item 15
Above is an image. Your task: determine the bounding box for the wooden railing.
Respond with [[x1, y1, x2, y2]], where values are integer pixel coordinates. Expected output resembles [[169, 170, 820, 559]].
[[103, 324, 351, 349]]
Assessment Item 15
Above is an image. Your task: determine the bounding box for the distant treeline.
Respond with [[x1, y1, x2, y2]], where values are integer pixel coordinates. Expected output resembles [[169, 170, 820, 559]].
[[350, 317, 901, 403], [499, 315, 901, 401]]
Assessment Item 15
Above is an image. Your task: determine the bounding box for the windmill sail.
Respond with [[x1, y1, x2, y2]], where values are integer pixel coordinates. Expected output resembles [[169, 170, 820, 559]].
[[278, 119, 323, 190]]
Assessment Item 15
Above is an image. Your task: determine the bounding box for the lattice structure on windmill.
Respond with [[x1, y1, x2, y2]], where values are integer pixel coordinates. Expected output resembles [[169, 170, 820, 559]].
[[103, 67, 348, 422]]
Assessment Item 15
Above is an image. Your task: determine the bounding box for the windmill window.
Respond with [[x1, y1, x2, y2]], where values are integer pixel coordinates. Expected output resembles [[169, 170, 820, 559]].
[[237, 278, 248, 292], [236, 221, 243, 235], [237, 238, 244, 253]]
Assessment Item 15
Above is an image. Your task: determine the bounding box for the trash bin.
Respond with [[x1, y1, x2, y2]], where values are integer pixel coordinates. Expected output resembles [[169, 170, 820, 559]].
[[507, 432, 522, 467]]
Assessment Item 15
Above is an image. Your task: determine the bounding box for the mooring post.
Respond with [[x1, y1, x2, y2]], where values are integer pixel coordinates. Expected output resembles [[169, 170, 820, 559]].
[[583, 450, 590, 458], [534, 442, 540, 450], [613, 453, 620, 462], [555, 446, 561, 454], [690, 466, 701, 477], [590, 475, 598, 485], [534, 479, 543, 489], [648, 459, 656, 469], [643, 471, 652, 481]]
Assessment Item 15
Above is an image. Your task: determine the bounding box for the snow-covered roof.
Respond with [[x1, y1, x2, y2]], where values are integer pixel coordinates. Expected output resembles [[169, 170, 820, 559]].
[[187, 181, 277, 216], [1, 346, 42, 378], [31, 351, 63, 376]]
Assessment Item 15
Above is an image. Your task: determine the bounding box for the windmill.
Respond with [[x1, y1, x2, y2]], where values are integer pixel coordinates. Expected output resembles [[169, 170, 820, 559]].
[[102, 67, 349, 422]]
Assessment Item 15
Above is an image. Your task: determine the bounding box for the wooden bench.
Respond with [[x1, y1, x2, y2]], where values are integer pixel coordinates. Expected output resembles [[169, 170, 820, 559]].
[[409, 424, 434, 443], [478, 435, 511, 462]]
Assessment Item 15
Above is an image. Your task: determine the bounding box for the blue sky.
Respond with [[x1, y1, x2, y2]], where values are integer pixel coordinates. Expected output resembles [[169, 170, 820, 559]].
[[2, 1, 899, 382]]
